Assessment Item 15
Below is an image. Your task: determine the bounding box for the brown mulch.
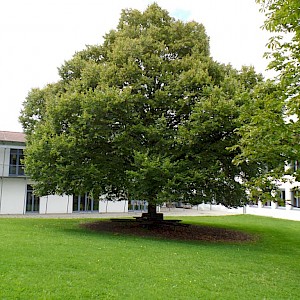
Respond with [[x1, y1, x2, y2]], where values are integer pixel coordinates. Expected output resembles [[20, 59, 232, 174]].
[[81, 219, 255, 243]]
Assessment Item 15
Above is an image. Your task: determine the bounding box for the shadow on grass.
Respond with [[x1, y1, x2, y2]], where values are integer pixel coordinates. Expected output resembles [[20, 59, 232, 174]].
[[76, 219, 257, 245]]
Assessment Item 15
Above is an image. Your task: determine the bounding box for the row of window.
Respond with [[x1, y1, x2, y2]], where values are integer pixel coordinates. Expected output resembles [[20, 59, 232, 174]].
[[26, 189, 149, 213], [9, 150, 300, 176], [9, 150, 300, 209], [26, 190, 102, 213]]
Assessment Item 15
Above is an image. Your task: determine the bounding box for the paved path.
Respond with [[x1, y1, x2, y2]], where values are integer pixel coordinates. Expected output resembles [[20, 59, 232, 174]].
[[0, 208, 240, 218]]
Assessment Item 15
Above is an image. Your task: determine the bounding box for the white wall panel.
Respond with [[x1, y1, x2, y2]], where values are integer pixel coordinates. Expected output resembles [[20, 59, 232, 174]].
[[99, 200, 128, 213], [0, 178, 26, 214], [40, 195, 72, 214]]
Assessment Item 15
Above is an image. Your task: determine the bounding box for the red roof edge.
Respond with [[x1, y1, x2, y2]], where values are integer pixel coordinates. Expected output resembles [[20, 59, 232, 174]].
[[0, 131, 26, 143]]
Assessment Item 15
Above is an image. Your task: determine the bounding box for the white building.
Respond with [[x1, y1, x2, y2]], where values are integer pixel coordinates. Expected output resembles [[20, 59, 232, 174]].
[[1, 130, 299, 219], [0, 131, 128, 215]]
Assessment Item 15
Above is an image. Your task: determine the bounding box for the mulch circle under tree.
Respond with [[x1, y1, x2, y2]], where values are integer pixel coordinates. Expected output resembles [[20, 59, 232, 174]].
[[81, 220, 255, 243]]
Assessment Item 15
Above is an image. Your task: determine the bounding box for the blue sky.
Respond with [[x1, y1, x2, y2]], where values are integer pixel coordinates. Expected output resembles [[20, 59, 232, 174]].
[[172, 9, 191, 21], [0, 0, 273, 132]]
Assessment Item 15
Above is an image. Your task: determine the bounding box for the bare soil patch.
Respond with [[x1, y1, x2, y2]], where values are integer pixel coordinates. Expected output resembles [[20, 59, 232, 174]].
[[81, 220, 254, 243]]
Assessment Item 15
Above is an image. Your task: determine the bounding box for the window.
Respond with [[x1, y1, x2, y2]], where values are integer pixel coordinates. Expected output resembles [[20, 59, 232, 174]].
[[278, 190, 286, 207], [128, 200, 148, 211], [293, 160, 299, 172], [26, 185, 40, 213], [293, 191, 300, 208], [9, 149, 24, 176], [73, 194, 99, 212]]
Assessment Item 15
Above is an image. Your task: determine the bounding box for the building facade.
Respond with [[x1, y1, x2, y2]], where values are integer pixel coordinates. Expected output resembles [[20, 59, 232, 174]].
[[1, 130, 299, 217], [0, 131, 127, 214]]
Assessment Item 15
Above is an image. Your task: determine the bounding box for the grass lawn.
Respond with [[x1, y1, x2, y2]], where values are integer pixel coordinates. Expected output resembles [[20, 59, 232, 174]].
[[0, 215, 299, 299]]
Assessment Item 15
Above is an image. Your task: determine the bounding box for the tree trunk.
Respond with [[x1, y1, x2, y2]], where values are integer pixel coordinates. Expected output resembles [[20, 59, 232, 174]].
[[142, 203, 163, 220], [148, 203, 157, 217]]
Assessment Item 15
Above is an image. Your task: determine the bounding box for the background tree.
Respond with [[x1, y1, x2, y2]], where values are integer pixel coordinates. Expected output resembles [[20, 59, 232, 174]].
[[20, 4, 263, 218], [257, 0, 300, 105], [233, 0, 300, 201]]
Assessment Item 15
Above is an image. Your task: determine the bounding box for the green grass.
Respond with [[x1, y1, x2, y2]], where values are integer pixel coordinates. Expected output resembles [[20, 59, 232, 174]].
[[0, 215, 299, 299]]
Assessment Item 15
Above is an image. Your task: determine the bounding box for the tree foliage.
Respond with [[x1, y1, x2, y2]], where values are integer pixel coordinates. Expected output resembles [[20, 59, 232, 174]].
[[232, 0, 300, 201], [20, 4, 263, 207], [257, 0, 300, 109]]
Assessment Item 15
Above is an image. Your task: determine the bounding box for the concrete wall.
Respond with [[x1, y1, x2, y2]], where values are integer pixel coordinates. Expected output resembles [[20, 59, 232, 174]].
[[0, 177, 27, 214], [40, 195, 72, 214], [99, 200, 128, 213], [243, 205, 300, 221], [192, 203, 300, 221]]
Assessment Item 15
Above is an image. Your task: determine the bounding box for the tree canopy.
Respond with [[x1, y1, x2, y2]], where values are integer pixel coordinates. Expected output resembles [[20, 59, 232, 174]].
[[20, 4, 264, 208]]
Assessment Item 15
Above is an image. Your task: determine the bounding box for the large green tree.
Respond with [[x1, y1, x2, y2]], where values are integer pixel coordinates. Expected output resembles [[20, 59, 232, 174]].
[[20, 4, 263, 217]]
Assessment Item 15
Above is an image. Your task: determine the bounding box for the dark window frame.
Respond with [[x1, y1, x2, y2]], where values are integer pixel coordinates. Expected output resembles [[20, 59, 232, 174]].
[[26, 185, 40, 213], [9, 148, 25, 176], [73, 193, 99, 212]]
